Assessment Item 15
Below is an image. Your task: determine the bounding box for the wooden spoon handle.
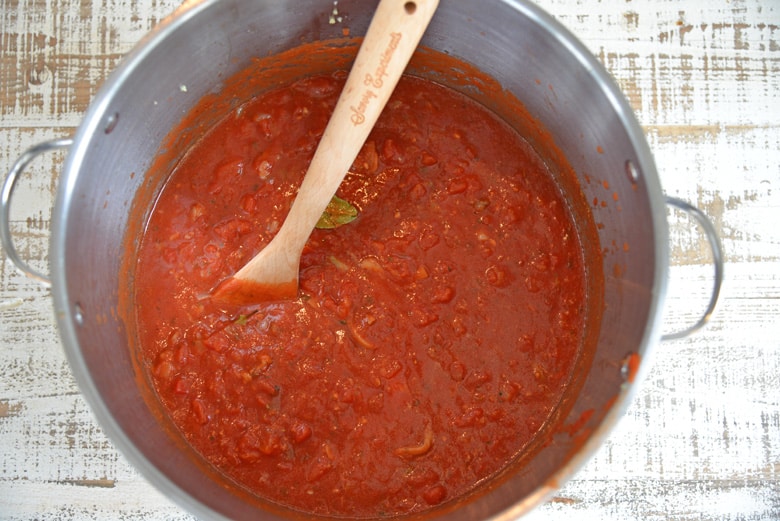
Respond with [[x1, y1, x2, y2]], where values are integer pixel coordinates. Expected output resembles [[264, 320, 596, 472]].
[[271, 0, 438, 259]]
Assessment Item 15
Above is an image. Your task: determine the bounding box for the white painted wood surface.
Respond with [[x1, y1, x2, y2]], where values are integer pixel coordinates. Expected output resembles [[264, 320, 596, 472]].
[[1, 0, 778, 519]]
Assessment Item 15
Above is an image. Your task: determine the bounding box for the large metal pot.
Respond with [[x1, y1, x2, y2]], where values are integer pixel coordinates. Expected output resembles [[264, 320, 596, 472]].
[[1, 0, 723, 519]]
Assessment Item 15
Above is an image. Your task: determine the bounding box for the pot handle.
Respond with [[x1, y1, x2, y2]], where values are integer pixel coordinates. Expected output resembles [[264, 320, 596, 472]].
[[0, 138, 73, 287], [661, 196, 724, 341]]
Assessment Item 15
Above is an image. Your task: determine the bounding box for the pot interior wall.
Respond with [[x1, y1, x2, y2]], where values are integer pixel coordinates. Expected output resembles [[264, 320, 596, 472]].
[[52, 0, 667, 519]]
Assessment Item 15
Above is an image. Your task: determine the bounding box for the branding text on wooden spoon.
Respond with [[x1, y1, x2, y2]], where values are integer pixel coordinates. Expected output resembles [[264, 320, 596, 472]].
[[350, 32, 402, 125]]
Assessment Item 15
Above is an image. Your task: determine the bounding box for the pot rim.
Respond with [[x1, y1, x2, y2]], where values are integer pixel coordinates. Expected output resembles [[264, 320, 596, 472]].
[[478, 2, 668, 519], [50, 1, 238, 518]]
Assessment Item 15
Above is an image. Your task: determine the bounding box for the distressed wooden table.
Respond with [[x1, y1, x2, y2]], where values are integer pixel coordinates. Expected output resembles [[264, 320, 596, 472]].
[[1, 0, 778, 519]]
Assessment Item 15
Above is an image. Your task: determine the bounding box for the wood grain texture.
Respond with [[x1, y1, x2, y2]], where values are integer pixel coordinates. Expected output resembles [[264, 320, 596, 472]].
[[1, 0, 778, 520]]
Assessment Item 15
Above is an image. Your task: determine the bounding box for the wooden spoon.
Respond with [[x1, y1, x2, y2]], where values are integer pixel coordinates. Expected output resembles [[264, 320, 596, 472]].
[[212, 0, 439, 306]]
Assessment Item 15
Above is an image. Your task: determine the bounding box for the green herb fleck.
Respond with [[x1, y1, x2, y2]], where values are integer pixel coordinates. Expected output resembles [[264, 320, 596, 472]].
[[316, 195, 358, 229]]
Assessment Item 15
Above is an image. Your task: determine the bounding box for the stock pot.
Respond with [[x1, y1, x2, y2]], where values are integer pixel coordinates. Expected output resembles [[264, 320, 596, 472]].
[[1, 0, 722, 519]]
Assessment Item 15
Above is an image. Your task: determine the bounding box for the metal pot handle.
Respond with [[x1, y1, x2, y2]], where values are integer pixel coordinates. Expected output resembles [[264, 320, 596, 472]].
[[661, 196, 724, 341], [0, 138, 73, 287]]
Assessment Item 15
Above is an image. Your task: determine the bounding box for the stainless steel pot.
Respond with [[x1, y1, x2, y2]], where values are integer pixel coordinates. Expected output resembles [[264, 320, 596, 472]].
[[1, 1, 723, 519]]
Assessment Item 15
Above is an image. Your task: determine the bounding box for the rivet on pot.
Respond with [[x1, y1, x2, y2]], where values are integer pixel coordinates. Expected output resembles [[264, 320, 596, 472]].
[[73, 303, 85, 326], [625, 159, 640, 184], [104, 112, 120, 134]]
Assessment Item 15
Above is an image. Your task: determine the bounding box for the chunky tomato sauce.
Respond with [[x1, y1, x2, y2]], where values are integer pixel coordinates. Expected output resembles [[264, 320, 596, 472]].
[[133, 73, 589, 517]]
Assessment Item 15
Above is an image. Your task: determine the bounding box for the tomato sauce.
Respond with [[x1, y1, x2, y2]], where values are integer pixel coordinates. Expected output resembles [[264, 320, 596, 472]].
[[132, 72, 590, 517]]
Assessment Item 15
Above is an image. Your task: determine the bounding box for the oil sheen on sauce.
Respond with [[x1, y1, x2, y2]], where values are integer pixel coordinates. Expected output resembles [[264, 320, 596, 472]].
[[132, 72, 590, 517]]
